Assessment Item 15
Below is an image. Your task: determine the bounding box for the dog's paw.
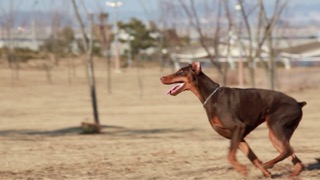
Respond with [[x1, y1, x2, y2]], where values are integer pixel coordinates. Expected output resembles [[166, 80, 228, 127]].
[[263, 170, 272, 178], [235, 164, 249, 176], [289, 163, 304, 177], [262, 162, 274, 169], [254, 160, 272, 178]]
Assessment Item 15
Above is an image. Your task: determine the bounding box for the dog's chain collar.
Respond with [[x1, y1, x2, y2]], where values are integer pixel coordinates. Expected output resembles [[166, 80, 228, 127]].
[[203, 87, 220, 107]]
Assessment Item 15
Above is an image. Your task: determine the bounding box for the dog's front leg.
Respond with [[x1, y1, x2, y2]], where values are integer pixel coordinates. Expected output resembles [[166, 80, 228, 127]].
[[238, 140, 272, 177], [227, 123, 248, 176]]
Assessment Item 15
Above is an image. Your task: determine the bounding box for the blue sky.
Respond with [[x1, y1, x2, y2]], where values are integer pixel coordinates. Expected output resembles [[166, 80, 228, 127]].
[[0, 0, 159, 22], [0, 0, 149, 11], [1, 0, 319, 11], [0, 0, 319, 24]]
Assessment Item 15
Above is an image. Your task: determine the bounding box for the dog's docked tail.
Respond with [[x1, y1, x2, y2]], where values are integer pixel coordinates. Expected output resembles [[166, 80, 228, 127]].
[[299, 101, 307, 108]]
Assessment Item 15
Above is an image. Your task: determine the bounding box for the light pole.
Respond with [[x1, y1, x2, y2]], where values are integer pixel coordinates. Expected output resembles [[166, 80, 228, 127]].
[[235, 4, 244, 87], [106, 1, 122, 73]]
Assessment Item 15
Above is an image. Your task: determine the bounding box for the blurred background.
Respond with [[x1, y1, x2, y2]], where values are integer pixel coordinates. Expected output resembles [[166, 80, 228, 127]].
[[1, 0, 319, 95], [1, 0, 319, 82], [0, 0, 319, 179], [0, 0, 320, 126]]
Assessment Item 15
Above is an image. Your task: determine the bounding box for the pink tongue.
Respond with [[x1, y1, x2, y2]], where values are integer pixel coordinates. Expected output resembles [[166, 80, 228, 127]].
[[166, 84, 182, 95]]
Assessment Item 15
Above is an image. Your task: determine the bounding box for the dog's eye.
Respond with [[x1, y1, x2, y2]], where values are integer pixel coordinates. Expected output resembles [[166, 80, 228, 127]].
[[176, 70, 184, 75]]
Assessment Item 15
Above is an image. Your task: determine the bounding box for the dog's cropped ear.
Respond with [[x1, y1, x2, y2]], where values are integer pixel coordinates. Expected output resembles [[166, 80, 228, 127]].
[[191, 62, 201, 75]]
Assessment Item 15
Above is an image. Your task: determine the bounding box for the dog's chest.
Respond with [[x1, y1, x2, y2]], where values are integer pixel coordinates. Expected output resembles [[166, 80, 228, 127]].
[[210, 116, 224, 127], [209, 117, 231, 139]]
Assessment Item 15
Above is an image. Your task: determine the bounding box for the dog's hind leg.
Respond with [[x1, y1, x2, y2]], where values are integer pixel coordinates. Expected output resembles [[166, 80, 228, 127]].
[[263, 128, 294, 169], [238, 140, 272, 177], [263, 109, 304, 176], [264, 130, 304, 176]]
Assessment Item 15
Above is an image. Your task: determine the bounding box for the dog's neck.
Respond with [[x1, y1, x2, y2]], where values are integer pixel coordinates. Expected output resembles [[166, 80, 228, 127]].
[[190, 72, 220, 104]]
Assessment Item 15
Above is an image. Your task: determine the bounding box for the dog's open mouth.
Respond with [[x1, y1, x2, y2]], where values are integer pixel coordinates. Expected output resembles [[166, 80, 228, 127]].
[[166, 83, 185, 95]]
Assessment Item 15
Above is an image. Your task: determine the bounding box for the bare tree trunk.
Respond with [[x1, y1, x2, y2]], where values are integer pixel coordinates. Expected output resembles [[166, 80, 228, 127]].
[[71, 0, 89, 50], [223, 0, 234, 85], [72, 56, 76, 77], [237, 0, 255, 87], [13, 52, 20, 82], [267, 34, 276, 90], [99, 13, 112, 94], [158, 1, 166, 71], [247, 57, 255, 88], [5, 0, 20, 84], [65, 47, 75, 84], [259, 0, 287, 90], [44, 63, 52, 84], [67, 55, 72, 84], [51, 12, 61, 66], [44, 52, 53, 84], [71, 0, 100, 126], [87, 14, 99, 125], [137, 51, 144, 99], [237, 0, 287, 89], [107, 49, 112, 94]]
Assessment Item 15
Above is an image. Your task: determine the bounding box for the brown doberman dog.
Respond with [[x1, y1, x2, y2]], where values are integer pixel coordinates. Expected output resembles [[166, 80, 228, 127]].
[[160, 62, 306, 177]]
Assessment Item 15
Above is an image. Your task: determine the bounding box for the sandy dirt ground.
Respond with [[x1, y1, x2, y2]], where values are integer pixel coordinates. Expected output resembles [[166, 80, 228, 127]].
[[0, 60, 319, 179]]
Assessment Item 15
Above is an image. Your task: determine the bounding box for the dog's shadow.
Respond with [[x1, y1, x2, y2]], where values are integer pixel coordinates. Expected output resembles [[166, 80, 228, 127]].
[[306, 158, 320, 171], [271, 159, 320, 179]]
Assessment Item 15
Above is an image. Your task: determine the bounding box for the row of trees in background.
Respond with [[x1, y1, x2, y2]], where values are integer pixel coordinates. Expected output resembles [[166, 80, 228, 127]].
[[176, 0, 288, 89], [0, 0, 291, 90]]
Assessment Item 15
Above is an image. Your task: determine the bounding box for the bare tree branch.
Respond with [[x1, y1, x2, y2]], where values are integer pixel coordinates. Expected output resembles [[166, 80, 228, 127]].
[[178, 0, 223, 74], [71, 0, 89, 51]]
